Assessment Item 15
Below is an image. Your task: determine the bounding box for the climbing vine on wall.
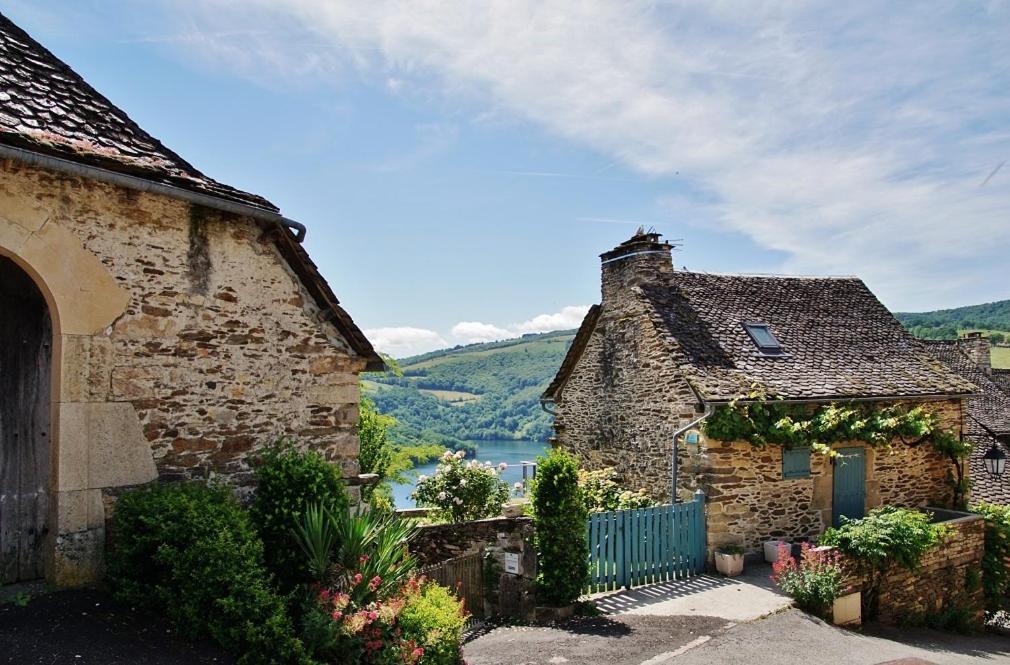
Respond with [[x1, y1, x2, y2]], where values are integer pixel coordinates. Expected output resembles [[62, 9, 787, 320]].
[[703, 389, 972, 506]]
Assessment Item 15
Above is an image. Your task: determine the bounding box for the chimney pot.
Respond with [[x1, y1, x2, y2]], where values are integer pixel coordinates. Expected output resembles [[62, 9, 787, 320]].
[[600, 231, 675, 304]]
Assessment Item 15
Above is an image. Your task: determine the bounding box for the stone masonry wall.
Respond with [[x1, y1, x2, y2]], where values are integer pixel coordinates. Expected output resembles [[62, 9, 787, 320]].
[[410, 517, 536, 620], [834, 513, 985, 625], [1, 163, 367, 584], [702, 399, 962, 555], [553, 244, 701, 502]]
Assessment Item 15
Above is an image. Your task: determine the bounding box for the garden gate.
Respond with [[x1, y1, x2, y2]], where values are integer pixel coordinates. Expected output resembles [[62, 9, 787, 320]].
[[585, 491, 706, 593]]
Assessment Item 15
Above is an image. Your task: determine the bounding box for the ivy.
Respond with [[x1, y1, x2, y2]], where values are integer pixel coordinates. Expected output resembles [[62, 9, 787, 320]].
[[703, 388, 972, 506]]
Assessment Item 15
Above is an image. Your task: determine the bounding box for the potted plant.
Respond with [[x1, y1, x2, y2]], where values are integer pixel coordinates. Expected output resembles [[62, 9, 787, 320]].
[[714, 545, 745, 577]]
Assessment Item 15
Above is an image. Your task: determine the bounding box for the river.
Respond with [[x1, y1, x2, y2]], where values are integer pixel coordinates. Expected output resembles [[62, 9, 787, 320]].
[[392, 439, 549, 508]]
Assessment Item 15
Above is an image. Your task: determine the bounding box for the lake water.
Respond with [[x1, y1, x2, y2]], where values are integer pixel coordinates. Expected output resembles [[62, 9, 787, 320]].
[[392, 439, 549, 508]]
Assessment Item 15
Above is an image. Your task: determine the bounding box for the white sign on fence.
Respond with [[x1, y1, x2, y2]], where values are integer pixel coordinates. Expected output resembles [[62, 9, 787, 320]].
[[504, 552, 521, 575]]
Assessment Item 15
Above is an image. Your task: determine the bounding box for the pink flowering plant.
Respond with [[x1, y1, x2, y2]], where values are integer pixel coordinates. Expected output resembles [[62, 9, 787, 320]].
[[303, 576, 466, 665], [412, 451, 510, 522], [771, 542, 844, 617]]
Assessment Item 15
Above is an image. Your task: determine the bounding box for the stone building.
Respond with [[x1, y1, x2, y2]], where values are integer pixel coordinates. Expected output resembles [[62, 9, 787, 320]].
[[0, 14, 382, 586], [543, 231, 975, 555], [925, 335, 1010, 504]]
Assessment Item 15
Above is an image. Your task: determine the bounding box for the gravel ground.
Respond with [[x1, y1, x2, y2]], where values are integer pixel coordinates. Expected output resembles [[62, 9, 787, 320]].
[[0, 589, 233, 665], [464, 614, 730, 665]]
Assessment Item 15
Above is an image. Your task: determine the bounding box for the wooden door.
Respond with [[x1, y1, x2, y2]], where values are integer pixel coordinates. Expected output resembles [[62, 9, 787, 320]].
[[832, 447, 866, 528], [0, 256, 51, 583]]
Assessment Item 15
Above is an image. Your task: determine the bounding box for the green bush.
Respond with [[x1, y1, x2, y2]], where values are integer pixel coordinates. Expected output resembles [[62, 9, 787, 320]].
[[412, 451, 510, 522], [972, 502, 1010, 614], [577, 467, 654, 512], [531, 448, 589, 606], [107, 482, 305, 664], [399, 580, 467, 665], [250, 441, 350, 593], [821, 506, 941, 618]]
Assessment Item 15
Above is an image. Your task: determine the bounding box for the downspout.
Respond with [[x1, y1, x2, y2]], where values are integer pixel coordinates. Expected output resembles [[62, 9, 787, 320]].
[[0, 144, 308, 242], [671, 386, 713, 503], [539, 396, 556, 415]]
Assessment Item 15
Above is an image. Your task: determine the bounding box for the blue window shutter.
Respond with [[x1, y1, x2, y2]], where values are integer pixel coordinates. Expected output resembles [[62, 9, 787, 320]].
[[782, 447, 811, 479]]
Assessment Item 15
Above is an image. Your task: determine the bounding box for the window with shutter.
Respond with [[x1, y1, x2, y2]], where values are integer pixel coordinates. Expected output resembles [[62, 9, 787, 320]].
[[782, 447, 811, 479]]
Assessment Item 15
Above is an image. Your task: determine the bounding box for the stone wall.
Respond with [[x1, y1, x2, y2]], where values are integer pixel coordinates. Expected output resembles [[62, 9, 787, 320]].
[[0, 162, 368, 585], [834, 512, 985, 624], [410, 517, 536, 620], [553, 238, 701, 502], [702, 398, 963, 555]]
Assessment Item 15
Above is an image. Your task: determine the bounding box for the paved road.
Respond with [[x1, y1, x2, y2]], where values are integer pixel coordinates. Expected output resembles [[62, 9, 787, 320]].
[[592, 564, 791, 621], [673, 609, 1010, 665], [464, 614, 729, 665], [465, 610, 1010, 665]]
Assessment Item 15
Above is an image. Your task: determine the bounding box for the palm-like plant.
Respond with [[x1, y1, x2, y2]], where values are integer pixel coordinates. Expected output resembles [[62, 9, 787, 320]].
[[293, 505, 419, 602]]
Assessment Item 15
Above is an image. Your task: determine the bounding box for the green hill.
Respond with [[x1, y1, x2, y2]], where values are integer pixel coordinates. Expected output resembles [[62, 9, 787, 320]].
[[365, 330, 576, 446], [364, 300, 1010, 447], [895, 299, 1010, 341]]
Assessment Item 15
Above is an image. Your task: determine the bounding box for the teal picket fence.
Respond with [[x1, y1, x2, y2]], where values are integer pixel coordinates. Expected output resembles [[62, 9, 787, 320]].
[[585, 492, 706, 593]]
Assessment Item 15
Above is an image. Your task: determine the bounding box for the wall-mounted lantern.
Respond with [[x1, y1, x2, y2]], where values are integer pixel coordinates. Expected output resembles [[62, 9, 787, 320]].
[[983, 442, 1007, 482]]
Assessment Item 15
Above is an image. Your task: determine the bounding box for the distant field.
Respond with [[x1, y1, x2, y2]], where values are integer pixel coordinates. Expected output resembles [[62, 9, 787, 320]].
[[993, 347, 1010, 369], [419, 388, 481, 405]]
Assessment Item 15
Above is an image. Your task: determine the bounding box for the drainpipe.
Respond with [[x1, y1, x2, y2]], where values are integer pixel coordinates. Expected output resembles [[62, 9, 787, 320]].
[[671, 399, 713, 504], [539, 397, 556, 415], [0, 144, 308, 242]]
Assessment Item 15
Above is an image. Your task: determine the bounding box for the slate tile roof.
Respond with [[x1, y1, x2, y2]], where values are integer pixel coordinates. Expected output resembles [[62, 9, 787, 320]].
[[640, 272, 974, 402], [0, 12, 274, 211], [924, 340, 1010, 504], [924, 340, 1010, 434], [0, 13, 383, 370]]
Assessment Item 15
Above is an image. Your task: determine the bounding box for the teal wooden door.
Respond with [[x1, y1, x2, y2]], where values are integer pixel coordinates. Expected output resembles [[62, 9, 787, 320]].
[[832, 448, 866, 527]]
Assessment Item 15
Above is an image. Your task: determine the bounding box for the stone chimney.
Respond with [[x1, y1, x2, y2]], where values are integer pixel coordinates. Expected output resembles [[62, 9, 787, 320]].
[[960, 332, 992, 373], [600, 229, 675, 305]]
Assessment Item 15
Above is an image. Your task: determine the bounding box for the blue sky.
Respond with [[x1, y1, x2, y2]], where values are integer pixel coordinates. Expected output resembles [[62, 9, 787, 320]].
[[8, 1, 1010, 356]]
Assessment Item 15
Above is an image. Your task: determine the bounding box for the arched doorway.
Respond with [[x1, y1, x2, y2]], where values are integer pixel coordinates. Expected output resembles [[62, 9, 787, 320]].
[[0, 255, 52, 583]]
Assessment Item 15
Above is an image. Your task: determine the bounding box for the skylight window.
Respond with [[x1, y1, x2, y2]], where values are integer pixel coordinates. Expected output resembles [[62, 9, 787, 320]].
[[743, 323, 784, 355]]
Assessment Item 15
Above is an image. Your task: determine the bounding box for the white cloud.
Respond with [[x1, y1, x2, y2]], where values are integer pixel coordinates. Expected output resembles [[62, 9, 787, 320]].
[[451, 305, 592, 344], [512, 305, 591, 334], [153, 1, 1010, 309], [451, 321, 513, 344], [363, 326, 447, 357]]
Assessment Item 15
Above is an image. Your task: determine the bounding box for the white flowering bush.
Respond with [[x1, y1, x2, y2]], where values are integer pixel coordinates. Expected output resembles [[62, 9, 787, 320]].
[[412, 451, 510, 522]]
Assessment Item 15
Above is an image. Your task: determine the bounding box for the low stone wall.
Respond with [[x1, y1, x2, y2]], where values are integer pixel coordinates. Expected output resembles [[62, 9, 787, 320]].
[[409, 516, 536, 621], [833, 512, 985, 624]]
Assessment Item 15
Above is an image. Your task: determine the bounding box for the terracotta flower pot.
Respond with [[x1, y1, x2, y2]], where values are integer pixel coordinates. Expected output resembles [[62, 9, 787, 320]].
[[714, 551, 744, 577]]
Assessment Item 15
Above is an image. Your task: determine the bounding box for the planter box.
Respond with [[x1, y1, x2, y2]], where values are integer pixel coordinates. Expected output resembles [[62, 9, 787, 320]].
[[764, 540, 788, 563], [832, 592, 861, 626], [714, 552, 744, 577]]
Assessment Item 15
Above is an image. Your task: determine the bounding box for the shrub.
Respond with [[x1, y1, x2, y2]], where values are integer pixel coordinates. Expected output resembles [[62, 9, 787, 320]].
[[293, 505, 419, 602], [577, 467, 654, 513], [398, 579, 467, 665], [108, 482, 305, 664], [531, 448, 589, 606], [820, 506, 940, 618], [301, 576, 462, 664], [972, 502, 1010, 616], [250, 441, 350, 593], [412, 451, 510, 522], [771, 542, 843, 616]]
